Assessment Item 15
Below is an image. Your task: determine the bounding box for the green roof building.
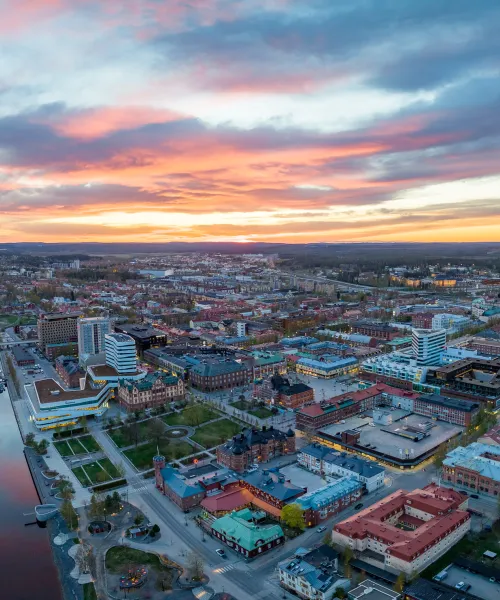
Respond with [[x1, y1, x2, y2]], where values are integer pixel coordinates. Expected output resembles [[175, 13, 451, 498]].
[[211, 508, 284, 558]]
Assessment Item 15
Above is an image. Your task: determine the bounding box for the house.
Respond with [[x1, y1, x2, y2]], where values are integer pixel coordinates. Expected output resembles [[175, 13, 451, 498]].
[[298, 444, 385, 492], [279, 545, 349, 600], [211, 508, 285, 558]]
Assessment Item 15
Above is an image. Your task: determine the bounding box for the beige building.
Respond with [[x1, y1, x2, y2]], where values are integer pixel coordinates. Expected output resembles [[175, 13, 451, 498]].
[[37, 312, 82, 354]]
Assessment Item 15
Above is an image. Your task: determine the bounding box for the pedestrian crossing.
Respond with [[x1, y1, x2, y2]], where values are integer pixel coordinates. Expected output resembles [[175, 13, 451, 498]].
[[128, 478, 153, 494], [213, 563, 236, 574]]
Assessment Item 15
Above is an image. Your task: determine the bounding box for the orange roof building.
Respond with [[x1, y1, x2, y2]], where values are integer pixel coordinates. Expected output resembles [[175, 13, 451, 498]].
[[331, 484, 470, 575]]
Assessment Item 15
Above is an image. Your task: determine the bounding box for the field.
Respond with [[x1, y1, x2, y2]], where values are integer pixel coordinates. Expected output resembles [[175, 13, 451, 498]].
[[71, 458, 121, 486], [83, 583, 97, 600], [54, 435, 101, 457], [107, 421, 154, 448], [124, 439, 194, 470], [163, 405, 220, 427], [191, 419, 242, 448], [230, 400, 250, 411]]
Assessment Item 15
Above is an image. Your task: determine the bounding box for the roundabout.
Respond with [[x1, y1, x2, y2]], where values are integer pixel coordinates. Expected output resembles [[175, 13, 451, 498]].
[[164, 426, 193, 439]]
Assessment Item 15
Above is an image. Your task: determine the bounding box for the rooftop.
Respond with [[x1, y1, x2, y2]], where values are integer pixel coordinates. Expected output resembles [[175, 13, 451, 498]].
[[211, 508, 284, 551]]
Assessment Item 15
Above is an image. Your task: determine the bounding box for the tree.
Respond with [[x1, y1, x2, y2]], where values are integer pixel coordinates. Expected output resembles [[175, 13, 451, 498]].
[[343, 547, 353, 578], [57, 476, 74, 500], [147, 418, 167, 447], [394, 572, 406, 593], [281, 503, 306, 531], [433, 443, 447, 468], [111, 491, 122, 511], [134, 513, 145, 526], [60, 499, 78, 530], [36, 438, 49, 455], [25, 432, 35, 447], [115, 462, 126, 479], [89, 493, 105, 519], [335, 587, 347, 599], [187, 552, 204, 581]]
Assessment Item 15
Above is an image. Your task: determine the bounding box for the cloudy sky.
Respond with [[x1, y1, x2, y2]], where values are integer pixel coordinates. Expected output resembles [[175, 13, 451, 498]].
[[1, 0, 500, 243]]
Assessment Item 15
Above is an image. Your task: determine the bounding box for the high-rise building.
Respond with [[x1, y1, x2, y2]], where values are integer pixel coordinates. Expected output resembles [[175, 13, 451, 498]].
[[37, 312, 82, 356], [105, 333, 137, 374], [411, 328, 446, 366], [77, 317, 111, 364]]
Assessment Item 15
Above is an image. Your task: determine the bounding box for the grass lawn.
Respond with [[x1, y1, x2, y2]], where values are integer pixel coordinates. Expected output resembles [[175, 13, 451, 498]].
[[124, 439, 194, 470], [78, 435, 101, 453], [191, 419, 242, 448], [53, 440, 73, 457], [83, 583, 97, 600], [67, 437, 88, 455], [72, 459, 120, 485], [108, 421, 157, 448], [0, 314, 18, 325], [106, 546, 172, 576], [230, 400, 250, 411], [248, 407, 274, 419], [72, 466, 90, 486], [163, 405, 220, 427], [99, 458, 120, 479]]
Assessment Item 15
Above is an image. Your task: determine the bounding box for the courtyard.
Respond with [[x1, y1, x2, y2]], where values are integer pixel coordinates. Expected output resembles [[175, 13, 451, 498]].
[[163, 405, 220, 427]]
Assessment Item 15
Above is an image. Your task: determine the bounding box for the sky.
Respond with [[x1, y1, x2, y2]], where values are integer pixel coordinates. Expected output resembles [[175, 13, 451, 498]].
[[1, 0, 500, 244]]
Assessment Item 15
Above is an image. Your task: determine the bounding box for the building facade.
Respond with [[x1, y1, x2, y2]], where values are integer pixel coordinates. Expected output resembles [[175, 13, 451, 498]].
[[411, 328, 447, 366], [37, 312, 81, 354], [298, 444, 385, 492], [443, 442, 500, 497], [55, 355, 84, 388], [105, 333, 137, 374], [217, 426, 295, 472], [77, 316, 111, 364], [117, 372, 184, 411], [331, 485, 470, 575], [189, 359, 248, 392]]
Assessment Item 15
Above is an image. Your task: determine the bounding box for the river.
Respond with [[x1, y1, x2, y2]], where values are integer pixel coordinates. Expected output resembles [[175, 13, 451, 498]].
[[0, 386, 62, 600]]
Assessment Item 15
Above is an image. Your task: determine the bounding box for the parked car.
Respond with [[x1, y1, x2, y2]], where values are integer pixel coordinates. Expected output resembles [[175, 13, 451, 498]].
[[355, 503, 363, 510], [470, 494, 479, 499], [455, 582, 471, 592], [316, 526, 327, 533], [215, 549, 226, 558]]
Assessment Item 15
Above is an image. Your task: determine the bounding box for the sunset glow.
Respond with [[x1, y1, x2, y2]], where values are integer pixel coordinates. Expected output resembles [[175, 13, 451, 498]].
[[1, 0, 500, 243]]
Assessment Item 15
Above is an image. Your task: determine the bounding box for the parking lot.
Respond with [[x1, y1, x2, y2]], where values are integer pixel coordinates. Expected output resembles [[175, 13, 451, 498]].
[[442, 565, 500, 598], [295, 373, 359, 400]]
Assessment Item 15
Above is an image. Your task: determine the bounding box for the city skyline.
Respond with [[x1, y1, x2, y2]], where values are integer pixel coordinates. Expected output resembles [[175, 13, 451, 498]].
[[1, 1, 500, 243]]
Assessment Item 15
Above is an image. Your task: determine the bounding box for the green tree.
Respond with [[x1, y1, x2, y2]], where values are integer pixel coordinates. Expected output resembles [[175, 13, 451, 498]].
[[433, 443, 447, 468], [134, 513, 145, 526], [147, 417, 167, 447], [89, 493, 105, 519], [281, 503, 306, 531], [60, 499, 78, 530], [57, 476, 74, 500], [335, 587, 347, 599], [25, 432, 35, 447], [343, 546, 354, 577], [36, 438, 49, 455], [394, 572, 406, 593]]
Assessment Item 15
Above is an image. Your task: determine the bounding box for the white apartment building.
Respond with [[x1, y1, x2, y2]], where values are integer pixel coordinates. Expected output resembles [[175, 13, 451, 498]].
[[105, 333, 137, 374], [77, 317, 111, 364], [411, 328, 446, 366]]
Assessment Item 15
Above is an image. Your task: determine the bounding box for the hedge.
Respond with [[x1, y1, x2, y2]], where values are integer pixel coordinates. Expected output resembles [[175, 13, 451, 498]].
[[91, 478, 127, 493]]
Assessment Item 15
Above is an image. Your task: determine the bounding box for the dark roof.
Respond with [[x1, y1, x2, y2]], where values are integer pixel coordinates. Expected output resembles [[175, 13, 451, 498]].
[[191, 359, 247, 377], [115, 324, 166, 340], [300, 444, 384, 477], [404, 578, 480, 600], [219, 426, 289, 456], [241, 468, 305, 502], [417, 394, 479, 412], [301, 544, 339, 568]]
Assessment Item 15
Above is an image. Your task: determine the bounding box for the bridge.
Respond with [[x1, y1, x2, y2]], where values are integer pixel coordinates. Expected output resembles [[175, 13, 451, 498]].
[[0, 339, 39, 348]]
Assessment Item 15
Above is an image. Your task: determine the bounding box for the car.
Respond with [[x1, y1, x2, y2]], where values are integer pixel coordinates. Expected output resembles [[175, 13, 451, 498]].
[[355, 503, 363, 510], [470, 493, 479, 498], [316, 526, 327, 533], [490, 578, 496, 583], [455, 583, 470, 592], [215, 549, 226, 558]]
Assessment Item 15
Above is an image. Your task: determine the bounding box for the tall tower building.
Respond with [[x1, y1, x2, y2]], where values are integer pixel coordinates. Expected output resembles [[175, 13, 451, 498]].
[[37, 312, 82, 356], [105, 333, 137, 374], [77, 317, 111, 365], [411, 328, 446, 366]]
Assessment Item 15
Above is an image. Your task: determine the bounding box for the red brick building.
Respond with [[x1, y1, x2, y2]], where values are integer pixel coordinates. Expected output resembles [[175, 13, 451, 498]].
[[296, 385, 384, 431], [55, 355, 84, 388], [254, 374, 314, 410], [411, 312, 435, 329], [351, 322, 400, 341], [117, 371, 184, 411], [216, 426, 296, 472]]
